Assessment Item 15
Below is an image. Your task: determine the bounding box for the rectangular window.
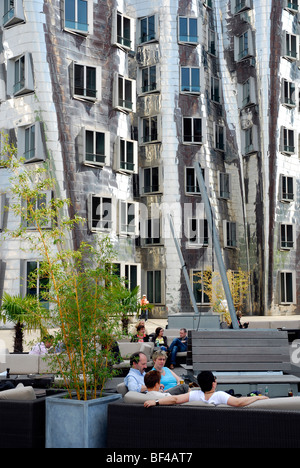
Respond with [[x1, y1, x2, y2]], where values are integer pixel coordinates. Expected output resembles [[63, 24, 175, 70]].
[[280, 224, 294, 249], [120, 201, 138, 236], [116, 12, 132, 49], [280, 271, 295, 304], [214, 124, 225, 151], [74, 64, 96, 99], [14, 55, 25, 94], [284, 33, 297, 60], [65, 0, 88, 34], [282, 79, 296, 107], [141, 66, 157, 94], [224, 221, 237, 248], [181, 67, 200, 94], [143, 167, 160, 194], [114, 137, 137, 174], [208, 29, 217, 56], [284, 0, 298, 13], [211, 76, 220, 103], [23, 191, 52, 230], [114, 75, 136, 112], [183, 117, 202, 144], [178, 17, 198, 44], [185, 167, 201, 195], [280, 175, 294, 202], [3, 0, 25, 27], [141, 116, 159, 143], [147, 270, 162, 304], [144, 217, 161, 245], [140, 15, 156, 43], [188, 219, 208, 247], [281, 127, 295, 154], [25, 261, 49, 303], [24, 125, 35, 162], [85, 130, 106, 165], [219, 172, 230, 199], [89, 195, 112, 232], [192, 270, 211, 304]]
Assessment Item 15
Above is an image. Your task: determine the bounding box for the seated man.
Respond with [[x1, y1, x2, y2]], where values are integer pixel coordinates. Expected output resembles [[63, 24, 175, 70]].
[[124, 352, 148, 393], [169, 328, 188, 369], [144, 370, 269, 408]]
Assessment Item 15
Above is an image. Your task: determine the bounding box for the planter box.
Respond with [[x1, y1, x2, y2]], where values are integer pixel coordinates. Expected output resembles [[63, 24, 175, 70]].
[[46, 392, 122, 448]]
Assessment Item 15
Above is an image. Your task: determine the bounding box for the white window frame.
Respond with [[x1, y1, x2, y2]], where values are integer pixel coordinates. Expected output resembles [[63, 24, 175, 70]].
[[22, 190, 52, 230], [20, 259, 49, 304], [283, 32, 298, 61], [182, 117, 204, 145], [139, 116, 161, 145], [280, 223, 295, 250], [18, 122, 46, 164], [214, 123, 226, 152], [139, 14, 158, 44], [141, 216, 162, 246], [87, 194, 115, 233], [281, 79, 296, 108], [219, 172, 231, 199], [232, 0, 252, 14], [279, 271, 296, 304], [119, 200, 139, 237], [111, 10, 135, 51], [280, 174, 295, 203], [280, 126, 296, 155], [224, 220, 237, 248], [113, 73, 136, 113], [145, 270, 164, 305], [185, 167, 203, 195], [63, 0, 91, 36], [242, 125, 258, 155], [81, 128, 109, 167], [178, 16, 200, 45], [283, 0, 299, 13], [114, 136, 138, 174], [2, 0, 25, 28], [180, 67, 201, 95], [234, 30, 254, 61], [238, 77, 256, 108], [7, 52, 34, 97], [140, 166, 162, 195], [72, 62, 101, 102], [138, 65, 160, 95], [187, 218, 209, 248]]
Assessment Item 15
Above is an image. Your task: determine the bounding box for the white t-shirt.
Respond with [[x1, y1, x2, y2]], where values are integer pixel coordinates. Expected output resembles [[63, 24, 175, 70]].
[[189, 390, 230, 406]]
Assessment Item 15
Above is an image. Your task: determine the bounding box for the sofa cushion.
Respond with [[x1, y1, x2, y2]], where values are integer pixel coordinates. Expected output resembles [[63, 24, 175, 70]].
[[0, 383, 36, 401], [246, 396, 300, 410], [124, 391, 176, 404]]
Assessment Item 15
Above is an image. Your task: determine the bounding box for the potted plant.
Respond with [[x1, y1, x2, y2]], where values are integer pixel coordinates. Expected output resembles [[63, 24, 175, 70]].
[[2, 139, 125, 448]]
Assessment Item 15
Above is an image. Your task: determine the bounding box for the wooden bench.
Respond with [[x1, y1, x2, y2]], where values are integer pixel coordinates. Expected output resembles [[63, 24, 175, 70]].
[[183, 329, 300, 397]]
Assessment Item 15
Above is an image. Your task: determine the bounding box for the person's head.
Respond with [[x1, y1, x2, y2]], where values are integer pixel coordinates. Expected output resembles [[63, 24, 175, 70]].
[[130, 352, 148, 374], [197, 371, 217, 392], [144, 370, 161, 391], [179, 328, 187, 338], [136, 324, 145, 334], [155, 327, 164, 337], [152, 350, 167, 369]]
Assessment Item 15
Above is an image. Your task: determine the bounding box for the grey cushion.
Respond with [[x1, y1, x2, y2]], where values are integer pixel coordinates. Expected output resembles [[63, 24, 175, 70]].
[[0, 383, 36, 401]]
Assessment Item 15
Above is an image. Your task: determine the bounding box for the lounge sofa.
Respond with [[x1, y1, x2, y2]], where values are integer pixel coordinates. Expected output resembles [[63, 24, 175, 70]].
[[107, 392, 300, 448]]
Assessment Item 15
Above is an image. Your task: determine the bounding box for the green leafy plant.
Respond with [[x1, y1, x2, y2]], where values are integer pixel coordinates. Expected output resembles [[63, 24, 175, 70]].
[[1, 135, 128, 400]]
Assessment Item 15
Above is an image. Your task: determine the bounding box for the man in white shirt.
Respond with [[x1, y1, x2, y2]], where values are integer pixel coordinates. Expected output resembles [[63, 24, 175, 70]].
[[144, 370, 269, 408]]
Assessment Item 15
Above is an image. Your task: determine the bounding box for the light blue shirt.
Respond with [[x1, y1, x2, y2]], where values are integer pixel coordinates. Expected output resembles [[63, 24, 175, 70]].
[[124, 368, 146, 392]]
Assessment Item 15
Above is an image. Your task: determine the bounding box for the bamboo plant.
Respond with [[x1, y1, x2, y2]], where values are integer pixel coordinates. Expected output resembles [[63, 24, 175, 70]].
[[0, 135, 128, 400]]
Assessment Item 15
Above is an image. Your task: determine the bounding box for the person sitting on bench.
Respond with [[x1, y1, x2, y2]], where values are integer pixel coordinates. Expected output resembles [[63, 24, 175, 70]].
[[144, 371, 268, 407]]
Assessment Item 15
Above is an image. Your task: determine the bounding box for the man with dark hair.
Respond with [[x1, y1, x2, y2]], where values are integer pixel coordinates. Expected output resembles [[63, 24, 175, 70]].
[[169, 328, 188, 369], [143, 370, 172, 399], [124, 352, 148, 393], [144, 370, 269, 408]]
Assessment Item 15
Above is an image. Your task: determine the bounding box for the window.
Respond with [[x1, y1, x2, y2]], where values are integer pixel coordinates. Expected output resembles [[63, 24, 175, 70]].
[[238, 77, 256, 108], [188, 219, 209, 247], [114, 137, 138, 174], [3, 0, 25, 28], [143, 217, 161, 246], [208, 29, 217, 56], [22, 191, 52, 230], [242, 125, 258, 155], [284, 0, 299, 13], [283, 32, 298, 61], [139, 65, 158, 94], [21, 260, 49, 303], [142, 167, 161, 194], [84, 129, 109, 166], [113, 74, 136, 112], [0, 193, 6, 231], [234, 30, 254, 61], [112, 11, 134, 50], [109, 263, 140, 292], [282, 79, 296, 107], [147, 270, 162, 304], [64, 0, 88, 34], [88, 195, 113, 232], [233, 0, 251, 14], [280, 175, 294, 202], [214, 123, 225, 151], [280, 224, 294, 250], [185, 167, 202, 195], [219, 172, 230, 199], [178, 17, 199, 44], [140, 116, 160, 144], [119, 201, 138, 236], [280, 271, 295, 304], [7, 53, 34, 97], [139, 15, 157, 44], [192, 270, 211, 304], [280, 127, 295, 155], [224, 221, 237, 248], [181, 67, 200, 94], [18, 122, 46, 164], [73, 63, 100, 101], [211, 76, 220, 103], [183, 117, 202, 144]]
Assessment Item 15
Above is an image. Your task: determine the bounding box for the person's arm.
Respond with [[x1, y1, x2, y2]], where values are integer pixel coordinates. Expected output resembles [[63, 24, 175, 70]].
[[126, 374, 147, 393], [227, 395, 269, 407], [144, 392, 189, 408], [169, 368, 181, 385]]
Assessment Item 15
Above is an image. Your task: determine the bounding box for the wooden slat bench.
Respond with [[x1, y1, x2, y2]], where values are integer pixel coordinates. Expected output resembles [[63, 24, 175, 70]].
[[182, 329, 300, 397]]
